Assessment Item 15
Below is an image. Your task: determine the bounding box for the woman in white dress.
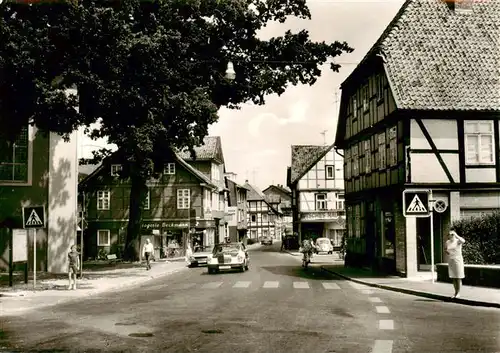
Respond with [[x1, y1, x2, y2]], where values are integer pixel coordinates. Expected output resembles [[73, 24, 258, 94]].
[[444, 230, 466, 298]]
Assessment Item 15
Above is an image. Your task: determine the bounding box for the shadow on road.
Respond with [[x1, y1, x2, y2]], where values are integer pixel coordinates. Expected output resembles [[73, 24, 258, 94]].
[[260, 265, 345, 281]]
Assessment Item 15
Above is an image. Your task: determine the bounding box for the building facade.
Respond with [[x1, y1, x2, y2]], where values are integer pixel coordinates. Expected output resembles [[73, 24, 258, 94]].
[[244, 182, 281, 241], [0, 125, 78, 273], [287, 145, 346, 245], [225, 174, 249, 243], [334, 0, 500, 276], [262, 184, 293, 238], [79, 148, 222, 260]]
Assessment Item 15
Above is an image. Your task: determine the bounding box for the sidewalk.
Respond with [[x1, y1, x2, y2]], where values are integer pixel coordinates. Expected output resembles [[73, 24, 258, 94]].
[[321, 264, 500, 309], [0, 259, 188, 316], [282, 249, 345, 263]]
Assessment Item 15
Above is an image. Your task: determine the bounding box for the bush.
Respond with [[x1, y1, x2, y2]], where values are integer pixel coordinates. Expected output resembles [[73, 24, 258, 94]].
[[452, 212, 500, 264]]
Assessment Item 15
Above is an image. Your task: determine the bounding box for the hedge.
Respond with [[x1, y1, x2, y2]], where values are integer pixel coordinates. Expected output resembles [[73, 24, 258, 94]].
[[452, 212, 500, 264]]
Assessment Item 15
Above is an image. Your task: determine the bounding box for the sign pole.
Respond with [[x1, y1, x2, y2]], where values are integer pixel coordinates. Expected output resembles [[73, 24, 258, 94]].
[[9, 229, 13, 287], [33, 228, 37, 289], [429, 190, 435, 283]]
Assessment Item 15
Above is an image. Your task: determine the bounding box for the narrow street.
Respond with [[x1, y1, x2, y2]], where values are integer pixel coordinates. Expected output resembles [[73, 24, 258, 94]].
[[1, 244, 500, 353]]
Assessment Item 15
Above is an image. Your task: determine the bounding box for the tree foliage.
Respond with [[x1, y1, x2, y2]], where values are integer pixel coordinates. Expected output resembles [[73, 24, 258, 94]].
[[0, 0, 353, 260]]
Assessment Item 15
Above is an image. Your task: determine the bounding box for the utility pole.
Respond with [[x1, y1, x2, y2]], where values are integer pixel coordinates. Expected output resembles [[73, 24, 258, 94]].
[[320, 130, 328, 146]]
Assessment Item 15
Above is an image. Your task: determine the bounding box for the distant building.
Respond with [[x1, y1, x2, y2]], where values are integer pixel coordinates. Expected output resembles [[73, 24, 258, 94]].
[[262, 184, 293, 237], [225, 174, 249, 243], [334, 0, 500, 276], [244, 182, 282, 241], [287, 144, 345, 246], [0, 126, 78, 273]]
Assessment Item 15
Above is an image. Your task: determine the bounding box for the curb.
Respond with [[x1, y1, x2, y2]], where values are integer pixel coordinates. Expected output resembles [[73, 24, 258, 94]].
[[320, 266, 500, 310], [0, 265, 188, 314]]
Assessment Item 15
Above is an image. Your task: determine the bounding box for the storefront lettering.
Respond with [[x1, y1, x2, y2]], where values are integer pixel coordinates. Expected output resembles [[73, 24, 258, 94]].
[[142, 222, 189, 230]]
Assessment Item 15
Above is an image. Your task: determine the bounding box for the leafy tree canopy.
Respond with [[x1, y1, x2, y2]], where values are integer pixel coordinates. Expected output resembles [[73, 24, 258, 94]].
[[0, 0, 353, 259]]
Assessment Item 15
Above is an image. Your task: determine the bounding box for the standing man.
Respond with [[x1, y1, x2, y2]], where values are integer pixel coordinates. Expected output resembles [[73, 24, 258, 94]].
[[143, 238, 154, 270], [67, 245, 80, 290]]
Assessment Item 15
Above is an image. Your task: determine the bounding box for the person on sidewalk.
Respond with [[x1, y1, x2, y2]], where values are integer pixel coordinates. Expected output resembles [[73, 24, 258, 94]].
[[67, 245, 80, 290], [143, 239, 154, 270], [445, 229, 466, 299]]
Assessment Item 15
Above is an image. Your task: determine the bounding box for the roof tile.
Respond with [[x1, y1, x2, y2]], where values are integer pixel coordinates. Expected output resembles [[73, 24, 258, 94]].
[[177, 136, 224, 162], [290, 145, 330, 184]]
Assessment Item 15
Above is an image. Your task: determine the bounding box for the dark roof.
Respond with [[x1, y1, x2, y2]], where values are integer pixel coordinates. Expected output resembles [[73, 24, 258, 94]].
[[289, 144, 333, 185], [79, 151, 217, 189], [341, 0, 500, 111], [262, 184, 292, 197], [243, 182, 265, 201], [226, 178, 250, 192], [177, 136, 225, 164]]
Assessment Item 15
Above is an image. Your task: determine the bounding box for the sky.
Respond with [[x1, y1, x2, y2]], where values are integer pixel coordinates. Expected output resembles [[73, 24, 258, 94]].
[[78, 0, 405, 190]]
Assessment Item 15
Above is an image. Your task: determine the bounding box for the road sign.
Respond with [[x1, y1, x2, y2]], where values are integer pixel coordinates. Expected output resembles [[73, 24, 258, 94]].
[[433, 199, 448, 213], [403, 190, 430, 217], [22, 206, 46, 229]]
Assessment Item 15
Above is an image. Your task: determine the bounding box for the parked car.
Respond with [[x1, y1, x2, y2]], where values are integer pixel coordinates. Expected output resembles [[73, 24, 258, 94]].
[[315, 237, 334, 254], [261, 236, 273, 245], [207, 242, 250, 274], [187, 245, 213, 267]]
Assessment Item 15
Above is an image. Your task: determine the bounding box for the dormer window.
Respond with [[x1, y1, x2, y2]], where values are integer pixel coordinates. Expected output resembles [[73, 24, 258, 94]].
[[363, 85, 369, 112], [111, 164, 122, 177], [164, 163, 175, 175]]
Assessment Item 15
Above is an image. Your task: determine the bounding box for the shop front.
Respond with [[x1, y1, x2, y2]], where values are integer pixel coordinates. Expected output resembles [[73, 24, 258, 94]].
[[192, 219, 216, 248], [141, 220, 189, 259]]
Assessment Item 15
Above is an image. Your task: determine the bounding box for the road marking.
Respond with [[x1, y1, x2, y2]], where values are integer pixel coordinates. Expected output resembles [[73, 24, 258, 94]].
[[201, 282, 223, 289], [361, 289, 374, 294], [263, 281, 279, 288], [375, 306, 391, 314], [372, 340, 393, 353], [322, 282, 341, 290], [233, 281, 251, 288], [379, 320, 394, 330], [369, 297, 383, 303], [293, 282, 310, 289]]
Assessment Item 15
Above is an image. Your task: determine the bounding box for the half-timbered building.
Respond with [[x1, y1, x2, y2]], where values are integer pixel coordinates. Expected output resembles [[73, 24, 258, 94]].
[[334, 0, 500, 276], [287, 145, 345, 245], [244, 182, 282, 241]]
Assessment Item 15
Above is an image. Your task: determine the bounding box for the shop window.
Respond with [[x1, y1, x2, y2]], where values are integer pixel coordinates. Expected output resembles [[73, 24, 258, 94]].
[[0, 126, 29, 182]]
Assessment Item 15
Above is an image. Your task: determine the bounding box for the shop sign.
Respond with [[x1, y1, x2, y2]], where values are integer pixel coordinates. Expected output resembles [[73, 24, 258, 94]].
[[195, 219, 216, 228], [141, 221, 189, 230]]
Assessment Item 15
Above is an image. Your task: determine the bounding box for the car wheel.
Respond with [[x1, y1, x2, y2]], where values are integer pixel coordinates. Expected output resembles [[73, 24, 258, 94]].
[[245, 262, 249, 271]]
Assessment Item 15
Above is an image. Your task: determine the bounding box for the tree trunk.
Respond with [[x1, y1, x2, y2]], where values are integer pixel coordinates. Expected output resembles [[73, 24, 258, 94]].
[[124, 174, 148, 262]]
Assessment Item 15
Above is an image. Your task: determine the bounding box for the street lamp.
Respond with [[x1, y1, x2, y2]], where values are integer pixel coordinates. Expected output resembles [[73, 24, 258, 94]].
[[225, 61, 236, 80]]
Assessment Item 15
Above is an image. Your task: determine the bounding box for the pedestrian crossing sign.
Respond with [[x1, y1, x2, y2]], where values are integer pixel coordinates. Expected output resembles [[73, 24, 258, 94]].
[[22, 206, 46, 229], [403, 190, 430, 217]]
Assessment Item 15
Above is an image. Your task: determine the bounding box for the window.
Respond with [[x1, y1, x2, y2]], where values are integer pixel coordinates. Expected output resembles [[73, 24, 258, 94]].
[[378, 132, 386, 170], [0, 126, 29, 182], [251, 214, 256, 222], [363, 85, 369, 112], [177, 189, 190, 209], [353, 97, 358, 119], [250, 230, 257, 239], [97, 230, 110, 246], [110, 164, 122, 177], [97, 191, 110, 210], [364, 140, 371, 173], [465, 121, 494, 165], [336, 193, 345, 210], [376, 74, 384, 102], [144, 190, 150, 210], [389, 126, 397, 166], [262, 213, 268, 223], [263, 229, 269, 237], [164, 163, 175, 175], [315, 193, 327, 210], [211, 163, 221, 181], [354, 205, 361, 238], [352, 145, 359, 177], [345, 149, 351, 179], [325, 165, 335, 179]]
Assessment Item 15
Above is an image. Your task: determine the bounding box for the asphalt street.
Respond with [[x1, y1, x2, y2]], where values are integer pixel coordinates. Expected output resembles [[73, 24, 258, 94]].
[[1, 243, 500, 353]]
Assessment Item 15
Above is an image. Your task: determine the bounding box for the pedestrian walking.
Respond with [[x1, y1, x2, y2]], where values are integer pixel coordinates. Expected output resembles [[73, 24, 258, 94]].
[[143, 238, 154, 270], [67, 245, 80, 290], [280, 235, 286, 251], [445, 229, 466, 299]]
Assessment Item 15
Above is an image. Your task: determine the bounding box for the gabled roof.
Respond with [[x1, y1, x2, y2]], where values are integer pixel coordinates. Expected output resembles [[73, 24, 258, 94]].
[[243, 182, 266, 201], [341, 0, 500, 111], [177, 136, 225, 164], [226, 178, 250, 192], [79, 151, 217, 189], [289, 144, 333, 185], [262, 184, 292, 197]]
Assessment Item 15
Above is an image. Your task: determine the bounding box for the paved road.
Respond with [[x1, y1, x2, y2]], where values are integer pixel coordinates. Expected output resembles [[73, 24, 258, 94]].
[[1, 244, 500, 353]]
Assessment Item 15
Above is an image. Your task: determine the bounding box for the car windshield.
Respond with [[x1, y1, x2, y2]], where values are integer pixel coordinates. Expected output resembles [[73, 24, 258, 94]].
[[194, 245, 213, 253], [213, 244, 240, 254], [317, 239, 330, 244]]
